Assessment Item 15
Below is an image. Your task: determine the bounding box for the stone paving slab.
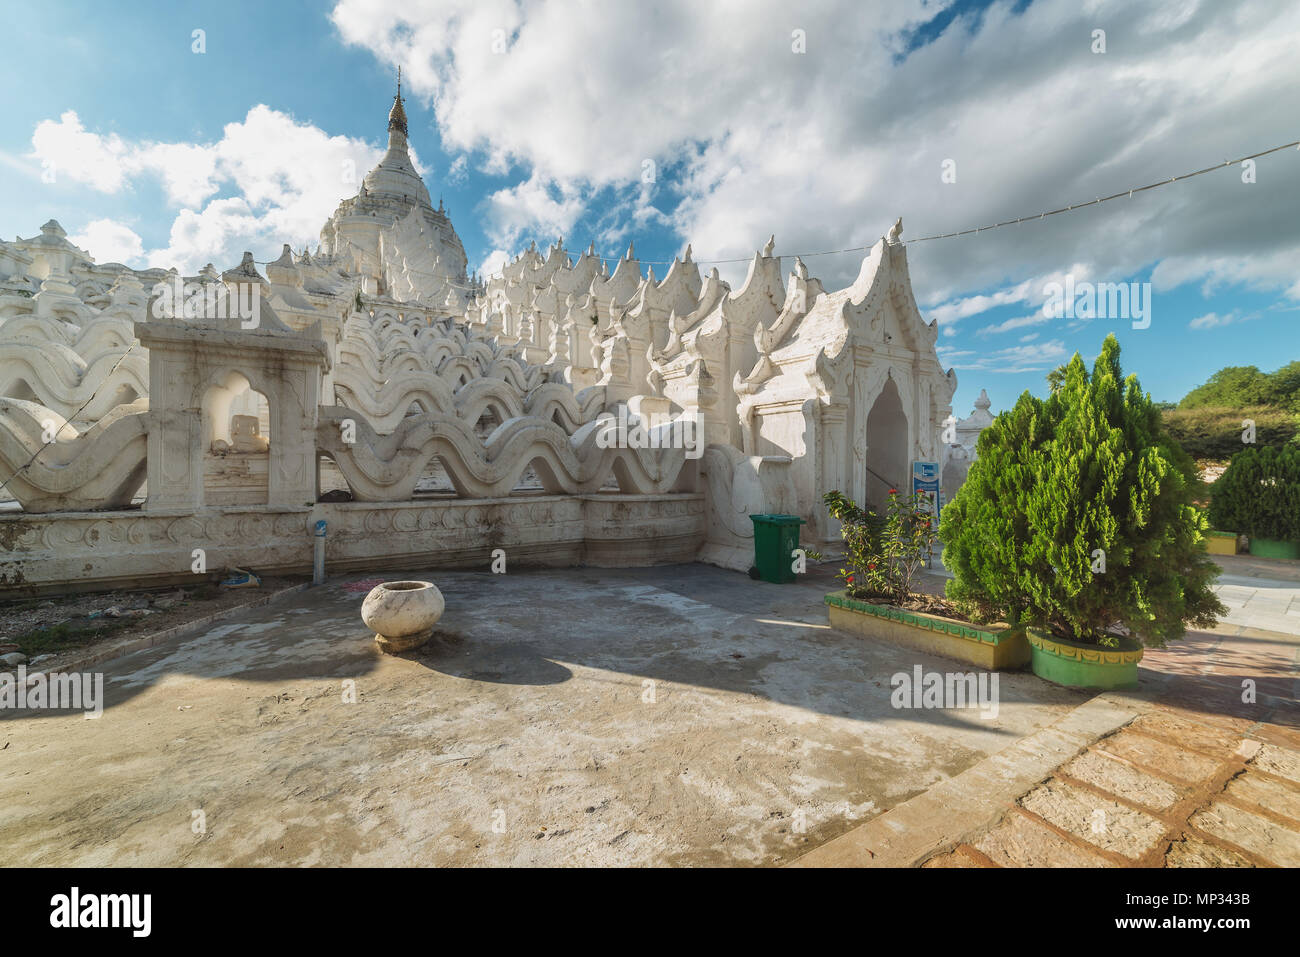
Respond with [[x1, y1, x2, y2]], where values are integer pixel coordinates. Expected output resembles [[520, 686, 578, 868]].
[[970, 811, 1111, 867], [1094, 728, 1224, 785], [790, 696, 1138, 867], [1164, 836, 1255, 868], [1189, 802, 1300, 867], [797, 564, 1300, 868], [1019, 780, 1166, 860], [1223, 771, 1300, 821], [1058, 749, 1184, 811]]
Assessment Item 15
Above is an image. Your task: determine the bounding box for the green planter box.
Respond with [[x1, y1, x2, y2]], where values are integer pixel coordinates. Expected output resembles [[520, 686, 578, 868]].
[[1026, 629, 1143, 690], [824, 590, 1029, 670], [1247, 537, 1300, 560]]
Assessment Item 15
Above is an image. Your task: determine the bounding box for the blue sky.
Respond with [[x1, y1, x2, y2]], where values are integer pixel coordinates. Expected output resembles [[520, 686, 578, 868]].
[[2, 0, 1298, 418]]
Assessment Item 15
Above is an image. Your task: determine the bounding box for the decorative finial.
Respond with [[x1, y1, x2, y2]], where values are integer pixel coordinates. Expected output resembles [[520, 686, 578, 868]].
[[388, 67, 408, 136], [762, 235, 775, 257]]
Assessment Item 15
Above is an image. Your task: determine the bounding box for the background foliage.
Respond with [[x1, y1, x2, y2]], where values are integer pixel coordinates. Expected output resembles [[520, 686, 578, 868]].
[[1158, 361, 1300, 459], [1208, 445, 1300, 541]]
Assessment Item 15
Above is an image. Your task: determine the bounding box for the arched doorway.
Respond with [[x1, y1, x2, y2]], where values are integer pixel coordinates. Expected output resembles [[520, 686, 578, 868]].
[[201, 371, 271, 506], [864, 376, 908, 514]]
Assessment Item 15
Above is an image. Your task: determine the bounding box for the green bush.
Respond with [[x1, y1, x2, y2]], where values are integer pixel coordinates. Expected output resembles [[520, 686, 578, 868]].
[[1208, 446, 1300, 541], [939, 334, 1224, 648], [1161, 405, 1299, 460]]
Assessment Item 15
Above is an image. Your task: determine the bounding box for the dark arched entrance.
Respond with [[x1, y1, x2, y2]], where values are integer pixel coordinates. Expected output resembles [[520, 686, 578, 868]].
[[864, 377, 907, 514]]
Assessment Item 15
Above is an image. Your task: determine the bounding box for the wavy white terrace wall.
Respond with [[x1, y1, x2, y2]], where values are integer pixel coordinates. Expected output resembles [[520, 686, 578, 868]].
[[0, 235, 987, 588], [2, 136, 989, 589], [0, 248, 703, 593], [2, 90, 990, 577]]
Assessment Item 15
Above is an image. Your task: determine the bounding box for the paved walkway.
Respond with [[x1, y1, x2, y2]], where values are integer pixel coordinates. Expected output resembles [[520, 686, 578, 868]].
[[0, 563, 1082, 866], [796, 558, 1300, 867], [4, 556, 1295, 867]]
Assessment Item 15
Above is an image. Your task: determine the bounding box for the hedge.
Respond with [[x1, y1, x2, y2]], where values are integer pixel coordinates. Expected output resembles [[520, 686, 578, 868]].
[[1208, 445, 1300, 541]]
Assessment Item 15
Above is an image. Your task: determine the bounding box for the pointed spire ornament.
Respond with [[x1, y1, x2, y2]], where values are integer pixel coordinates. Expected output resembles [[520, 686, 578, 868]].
[[388, 66, 408, 136]]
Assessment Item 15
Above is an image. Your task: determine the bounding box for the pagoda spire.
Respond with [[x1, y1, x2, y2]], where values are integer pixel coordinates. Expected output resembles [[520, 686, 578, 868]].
[[388, 65, 408, 138]]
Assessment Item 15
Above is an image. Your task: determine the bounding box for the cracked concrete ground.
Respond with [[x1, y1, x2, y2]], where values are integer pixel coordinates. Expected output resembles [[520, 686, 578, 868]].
[[0, 562, 1084, 866]]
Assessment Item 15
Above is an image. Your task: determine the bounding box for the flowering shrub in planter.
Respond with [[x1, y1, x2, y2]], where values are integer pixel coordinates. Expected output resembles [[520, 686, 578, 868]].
[[824, 488, 934, 604], [822, 488, 1029, 670]]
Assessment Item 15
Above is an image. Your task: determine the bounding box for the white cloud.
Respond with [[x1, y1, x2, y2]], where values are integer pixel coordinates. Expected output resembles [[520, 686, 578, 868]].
[[978, 313, 1051, 336], [446, 155, 469, 186], [1189, 311, 1232, 330], [28, 106, 383, 273], [480, 172, 585, 250], [940, 339, 1069, 374], [67, 219, 145, 266], [330, 0, 1300, 300], [31, 111, 133, 192], [477, 248, 509, 279], [927, 280, 1037, 326], [135, 142, 220, 207]]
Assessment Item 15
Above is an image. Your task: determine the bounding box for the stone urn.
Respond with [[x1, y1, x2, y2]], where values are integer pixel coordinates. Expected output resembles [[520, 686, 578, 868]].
[[361, 580, 444, 654]]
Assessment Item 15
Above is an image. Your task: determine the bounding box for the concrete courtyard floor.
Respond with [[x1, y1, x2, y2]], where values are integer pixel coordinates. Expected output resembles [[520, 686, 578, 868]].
[[2, 557, 1296, 867], [1, 562, 1088, 866]]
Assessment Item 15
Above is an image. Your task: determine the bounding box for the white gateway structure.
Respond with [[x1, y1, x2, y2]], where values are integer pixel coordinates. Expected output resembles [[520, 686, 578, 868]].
[[0, 89, 984, 593]]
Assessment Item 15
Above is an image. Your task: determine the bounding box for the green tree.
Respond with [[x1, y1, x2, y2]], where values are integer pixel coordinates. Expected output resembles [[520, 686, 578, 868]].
[[941, 334, 1224, 647], [1209, 446, 1300, 541], [1179, 361, 1300, 413]]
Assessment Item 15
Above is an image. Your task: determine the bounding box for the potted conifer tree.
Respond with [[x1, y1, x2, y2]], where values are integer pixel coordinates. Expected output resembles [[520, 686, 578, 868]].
[[939, 335, 1224, 689]]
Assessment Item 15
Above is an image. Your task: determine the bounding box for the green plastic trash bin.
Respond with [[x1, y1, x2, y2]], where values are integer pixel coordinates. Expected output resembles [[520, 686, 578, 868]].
[[748, 513, 807, 583]]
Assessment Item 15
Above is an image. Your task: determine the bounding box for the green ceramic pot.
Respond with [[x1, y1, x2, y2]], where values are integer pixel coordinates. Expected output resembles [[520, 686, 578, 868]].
[[1026, 629, 1143, 690]]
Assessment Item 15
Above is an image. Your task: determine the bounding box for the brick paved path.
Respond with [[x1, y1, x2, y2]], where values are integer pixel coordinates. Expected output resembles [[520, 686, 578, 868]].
[[800, 557, 1300, 868], [922, 622, 1300, 867]]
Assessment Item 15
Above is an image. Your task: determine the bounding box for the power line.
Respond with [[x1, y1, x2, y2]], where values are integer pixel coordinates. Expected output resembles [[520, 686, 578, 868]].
[[153, 137, 1300, 300], [472, 136, 1300, 279], [906, 138, 1300, 244]]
